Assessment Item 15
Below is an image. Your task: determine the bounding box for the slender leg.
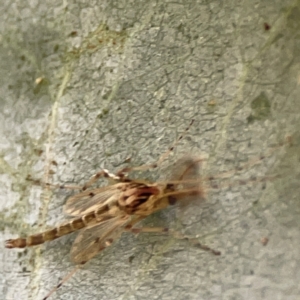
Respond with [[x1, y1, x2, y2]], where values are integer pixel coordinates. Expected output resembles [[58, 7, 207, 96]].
[[117, 120, 195, 175], [27, 176, 83, 190], [27, 168, 124, 192], [126, 226, 221, 256], [42, 265, 81, 300], [81, 169, 123, 190], [206, 135, 292, 182]]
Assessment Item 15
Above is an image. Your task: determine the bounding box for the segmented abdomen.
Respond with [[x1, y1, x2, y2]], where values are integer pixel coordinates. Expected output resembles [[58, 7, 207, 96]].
[[5, 206, 112, 248]]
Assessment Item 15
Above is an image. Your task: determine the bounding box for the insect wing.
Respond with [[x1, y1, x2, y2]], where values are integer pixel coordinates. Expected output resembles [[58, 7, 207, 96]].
[[70, 216, 130, 264], [64, 183, 125, 216], [168, 157, 204, 207]]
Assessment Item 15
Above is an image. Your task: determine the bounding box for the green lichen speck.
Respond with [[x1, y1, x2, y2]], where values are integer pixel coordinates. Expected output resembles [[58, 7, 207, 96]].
[[247, 92, 271, 123]]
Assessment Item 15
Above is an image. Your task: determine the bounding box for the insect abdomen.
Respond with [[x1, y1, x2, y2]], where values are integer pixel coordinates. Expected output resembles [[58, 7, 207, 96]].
[[5, 216, 90, 248]]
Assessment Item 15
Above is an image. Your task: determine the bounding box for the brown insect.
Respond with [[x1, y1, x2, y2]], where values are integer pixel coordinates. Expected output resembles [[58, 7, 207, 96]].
[[6, 120, 220, 299], [5, 119, 292, 299]]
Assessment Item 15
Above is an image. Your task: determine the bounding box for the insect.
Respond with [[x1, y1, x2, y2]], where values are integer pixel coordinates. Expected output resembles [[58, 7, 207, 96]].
[[5, 119, 291, 299], [6, 120, 221, 299]]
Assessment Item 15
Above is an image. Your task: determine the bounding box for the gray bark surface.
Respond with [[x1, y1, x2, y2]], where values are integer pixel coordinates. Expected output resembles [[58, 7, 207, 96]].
[[1, 1, 300, 300]]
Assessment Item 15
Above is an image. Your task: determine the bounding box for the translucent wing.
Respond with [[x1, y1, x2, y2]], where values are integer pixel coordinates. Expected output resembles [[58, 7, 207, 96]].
[[168, 156, 204, 207], [70, 216, 130, 264], [64, 183, 127, 216]]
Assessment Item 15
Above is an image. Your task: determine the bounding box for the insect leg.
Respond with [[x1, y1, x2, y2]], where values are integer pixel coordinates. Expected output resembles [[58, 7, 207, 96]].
[[42, 265, 81, 300], [27, 168, 123, 192], [116, 120, 195, 176], [126, 226, 221, 256], [168, 230, 221, 256], [81, 168, 124, 190], [206, 135, 293, 182], [26, 176, 83, 190], [126, 226, 169, 234]]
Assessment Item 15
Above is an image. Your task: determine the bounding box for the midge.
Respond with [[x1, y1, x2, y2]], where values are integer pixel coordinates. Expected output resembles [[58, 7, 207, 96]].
[[5, 120, 220, 300]]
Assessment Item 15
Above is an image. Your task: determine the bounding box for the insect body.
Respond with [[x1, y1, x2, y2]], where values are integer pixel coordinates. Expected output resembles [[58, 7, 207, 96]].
[[6, 120, 289, 299], [5, 167, 204, 299], [5, 179, 198, 256], [5, 120, 212, 299]]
